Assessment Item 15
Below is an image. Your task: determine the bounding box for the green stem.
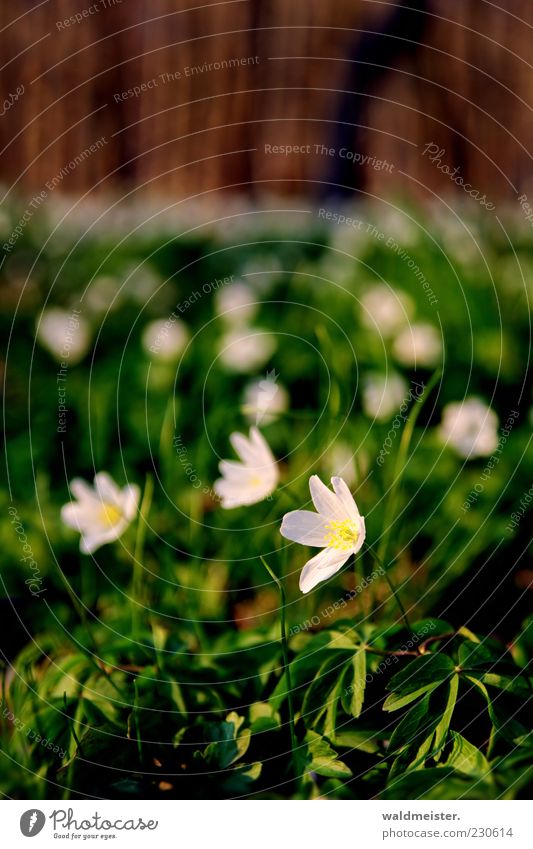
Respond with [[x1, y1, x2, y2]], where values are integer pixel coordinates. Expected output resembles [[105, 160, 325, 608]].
[[365, 543, 413, 634], [132, 474, 154, 647], [378, 370, 441, 567], [260, 555, 298, 776]]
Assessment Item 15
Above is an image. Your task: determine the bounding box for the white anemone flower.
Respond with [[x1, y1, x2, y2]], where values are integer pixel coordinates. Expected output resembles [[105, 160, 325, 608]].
[[360, 285, 414, 336], [214, 427, 279, 508], [218, 326, 276, 373], [392, 322, 442, 368], [142, 318, 189, 361], [438, 398, 499, 459], [215, 281, 258, 325], [280, 475, 366, 594], [324, 442, 359, 487], [242, 372, 289, 425], [36, 307, 91, 364], [362, 372, 408, 421], [61, 473, 140, 554]]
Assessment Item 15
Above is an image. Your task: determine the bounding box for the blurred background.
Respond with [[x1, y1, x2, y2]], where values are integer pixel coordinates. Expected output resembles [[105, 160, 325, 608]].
[[1, 0, 533, 202]]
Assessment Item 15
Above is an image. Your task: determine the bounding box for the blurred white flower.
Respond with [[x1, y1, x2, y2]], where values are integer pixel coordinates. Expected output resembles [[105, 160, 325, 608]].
[[324, 442, 358, 487], [214, 427, 279, 508], [362, 372, 408, 421], [215, 281, 258, 325], [280, 475, 366, 594], [36, 308, 91, 364], [360, 285, 414, 336], [439, 398, 499, 459], [61, 473, 140, 554], [392, 322, 442, 367], [219, 327, 276, 373], [242, 371, 289, 425], [142, 317, 189, 361], [380, 207, 420, 247]]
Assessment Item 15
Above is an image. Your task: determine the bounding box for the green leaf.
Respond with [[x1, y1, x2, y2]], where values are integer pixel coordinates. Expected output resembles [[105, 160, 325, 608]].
[[444, 732, 490, 777], [302, 654, 349, 725], [466, 677, 531, 746], [388, 653, 455, 698], [333, 728, 380, 754], [324, 675, 344, 740], [388, 683, 452, 756], [384, 682, 441, 712], [432, 674, 459, 759], [458, 640, 512, 670], [478, 673, 531, 698], [305, 731, 352, 779], [383, 767, 494, 800], [341, 648, 366, 718]]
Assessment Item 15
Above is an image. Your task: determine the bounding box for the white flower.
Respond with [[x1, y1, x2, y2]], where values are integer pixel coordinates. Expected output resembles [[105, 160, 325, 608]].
[[323, 442, 358, 487], [214, 427, 279, 508], [438, 398, 499, 459], [36, 308, 91, 364], [362, 372, 408, 421], [215, 281, 258, 325], [360, 285, 414, 336], [218, 327, 276, 373], [242, 372, 289, 425], [280, 475, 366, 594], [61, 473, 140, 554], [142, 318, 189, 361], [392, 322, 442, 367]]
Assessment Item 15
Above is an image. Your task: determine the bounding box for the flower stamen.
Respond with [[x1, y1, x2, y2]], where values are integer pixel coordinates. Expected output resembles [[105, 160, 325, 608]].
[[99, 502, 123, 528], [324, 519, 359, 551]]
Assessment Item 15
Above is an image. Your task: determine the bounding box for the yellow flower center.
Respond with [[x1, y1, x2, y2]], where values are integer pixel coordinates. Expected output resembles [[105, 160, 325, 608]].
[[99, 502, 123, 528], [324, 519, 359, 551]]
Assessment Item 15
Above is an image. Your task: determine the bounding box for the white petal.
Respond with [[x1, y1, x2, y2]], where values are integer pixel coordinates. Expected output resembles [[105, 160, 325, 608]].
[[219, 459, 255, 483], [69, 478, 97, 504], [299, 547, 351, 594], [60, 502, 88, 530], [121, 484, 140, 520], [280, 510, 328, 546], [309, 475, 345, 520], [352, 515, 366, 555], [94, 472, 122, 506], [80, 533, 103, 554], [79, 519, 128, 554], [249, 426, 276, 466], [331, 476, 361, 523], [229, 431, 258, 465]]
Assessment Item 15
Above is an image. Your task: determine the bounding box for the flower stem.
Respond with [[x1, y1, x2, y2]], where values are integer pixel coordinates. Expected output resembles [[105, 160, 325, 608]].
[[365, 543, 413, 634], [260, 555, 298, 777], [132, 474, 154, 648]]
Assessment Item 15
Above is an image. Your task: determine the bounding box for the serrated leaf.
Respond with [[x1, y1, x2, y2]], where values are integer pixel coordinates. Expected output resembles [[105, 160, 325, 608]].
[[306, 731, 352, 779], [388, 685, 448, 755], [388, 653, 455, 698], [444, 731, 490, 777]]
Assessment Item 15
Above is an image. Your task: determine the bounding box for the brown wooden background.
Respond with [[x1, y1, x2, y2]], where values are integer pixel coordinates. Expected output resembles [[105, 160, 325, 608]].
[[1, 0, 532, 201]]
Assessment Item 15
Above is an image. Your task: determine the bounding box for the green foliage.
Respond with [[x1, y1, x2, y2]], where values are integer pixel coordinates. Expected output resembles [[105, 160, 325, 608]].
[[1, 203, 532, 799]]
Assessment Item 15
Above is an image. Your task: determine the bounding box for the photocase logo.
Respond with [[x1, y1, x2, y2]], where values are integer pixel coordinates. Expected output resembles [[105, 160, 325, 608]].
[[20, 809, 46, 837]]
